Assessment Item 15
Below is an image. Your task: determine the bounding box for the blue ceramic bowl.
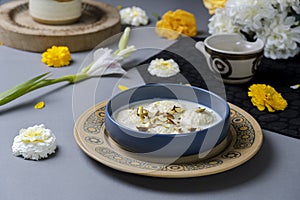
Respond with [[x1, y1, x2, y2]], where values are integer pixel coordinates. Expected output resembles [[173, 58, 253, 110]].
[[105, 83, 230, 157]]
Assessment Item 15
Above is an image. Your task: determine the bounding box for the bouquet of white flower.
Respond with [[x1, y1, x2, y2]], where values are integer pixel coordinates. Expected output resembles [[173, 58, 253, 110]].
[[208, 0, 300, 59]]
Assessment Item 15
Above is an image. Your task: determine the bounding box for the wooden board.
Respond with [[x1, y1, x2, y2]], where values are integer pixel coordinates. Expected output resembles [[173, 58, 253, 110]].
[[0, 0, 121, 52]]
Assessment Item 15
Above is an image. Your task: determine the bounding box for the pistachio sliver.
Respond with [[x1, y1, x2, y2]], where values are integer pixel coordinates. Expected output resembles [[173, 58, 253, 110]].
[[137, 106, 148, 119], [137, 106, 143, 116], [174, 107, 185, 113], [169, 110, 175, 114], [195, 107, 206, 113], [171, 105, 185, 113]]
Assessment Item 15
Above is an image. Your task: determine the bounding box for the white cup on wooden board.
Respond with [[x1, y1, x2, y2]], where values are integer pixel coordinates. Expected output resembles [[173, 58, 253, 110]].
[[29, 0, 82, 25], [195, 33, 264, 84]]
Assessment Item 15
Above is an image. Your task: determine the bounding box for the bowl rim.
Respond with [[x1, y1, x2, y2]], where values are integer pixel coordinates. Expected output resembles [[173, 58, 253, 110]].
[[105, 83, 230, 138], [204, 33, 264, 55]]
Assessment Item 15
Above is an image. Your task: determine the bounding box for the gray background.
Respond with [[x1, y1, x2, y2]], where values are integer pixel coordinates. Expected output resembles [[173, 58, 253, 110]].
[[0, 0, 299, 200]]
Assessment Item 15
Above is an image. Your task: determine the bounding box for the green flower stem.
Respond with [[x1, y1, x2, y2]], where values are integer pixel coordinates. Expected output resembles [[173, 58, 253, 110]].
[[0, 73, 89, 106], [80, 63, 93, 74], [152, 12, 160, 20], [44, 73, 89, 84], [114, 27, 130, 55], [0, 27, 132, 107]]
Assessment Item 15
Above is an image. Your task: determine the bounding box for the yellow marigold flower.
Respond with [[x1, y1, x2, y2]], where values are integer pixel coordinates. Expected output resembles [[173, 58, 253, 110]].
[[155, 9, 197, 40], [203, 0, 227, 15], [42, 46, 72, 67], [248, 84, 288, 112]]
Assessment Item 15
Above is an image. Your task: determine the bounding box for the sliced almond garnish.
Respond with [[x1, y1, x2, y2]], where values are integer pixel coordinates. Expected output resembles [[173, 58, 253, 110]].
[[166, 118, 176, 125], [166, 113, 175, 119], [136, 126, 148, 132], [188, 127, 197, 132]]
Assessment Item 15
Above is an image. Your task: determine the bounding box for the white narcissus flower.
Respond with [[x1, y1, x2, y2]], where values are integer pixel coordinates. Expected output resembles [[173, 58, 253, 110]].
[[84, 27, 136, 77], [86, 48, 124, 76], [86, 46, 136, 77], [12, 124, 56, 160], [147, 58, 180, 77], [120, 6, 149, 26]]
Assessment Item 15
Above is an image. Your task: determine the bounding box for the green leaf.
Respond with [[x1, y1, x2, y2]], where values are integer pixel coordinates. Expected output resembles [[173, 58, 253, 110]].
[[152, 12, 161, 21], [0, 72, 50, 99], [0, 72, 50, 106]]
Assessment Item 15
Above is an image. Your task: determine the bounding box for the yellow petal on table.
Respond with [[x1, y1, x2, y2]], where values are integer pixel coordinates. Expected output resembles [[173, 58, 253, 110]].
[[290, 84, 300, 89], [179, 82, 191, 86], [118, 84, 129, 91], [34, 101, 45, 109], [0, 41, 3, 46]]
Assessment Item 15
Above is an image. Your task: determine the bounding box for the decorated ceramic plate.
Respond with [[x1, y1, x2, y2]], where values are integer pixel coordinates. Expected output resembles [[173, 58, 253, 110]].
[[74, 101, 263, 178]]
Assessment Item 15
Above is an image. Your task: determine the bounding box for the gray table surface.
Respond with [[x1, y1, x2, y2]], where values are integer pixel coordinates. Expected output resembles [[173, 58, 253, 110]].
[[1, 0, 299, 200]]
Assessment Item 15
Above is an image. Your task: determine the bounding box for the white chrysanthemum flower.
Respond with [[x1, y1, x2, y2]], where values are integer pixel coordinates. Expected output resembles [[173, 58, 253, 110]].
[[226, 0, 277, 32], [120, 6, 149, 26], [259, 13, 300, 59], [148, 58, 180, 77], [207, 0, 300, 59], [290, 0, 300, 14], [12, 124, 56, 160], [274, 0, 300, 14], [208, 8, 239, 34]]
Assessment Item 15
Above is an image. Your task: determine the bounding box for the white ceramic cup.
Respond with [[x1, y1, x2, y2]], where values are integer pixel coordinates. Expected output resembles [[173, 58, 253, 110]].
[[29, 0, 82, 25], [195, 33, 264, 84]]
